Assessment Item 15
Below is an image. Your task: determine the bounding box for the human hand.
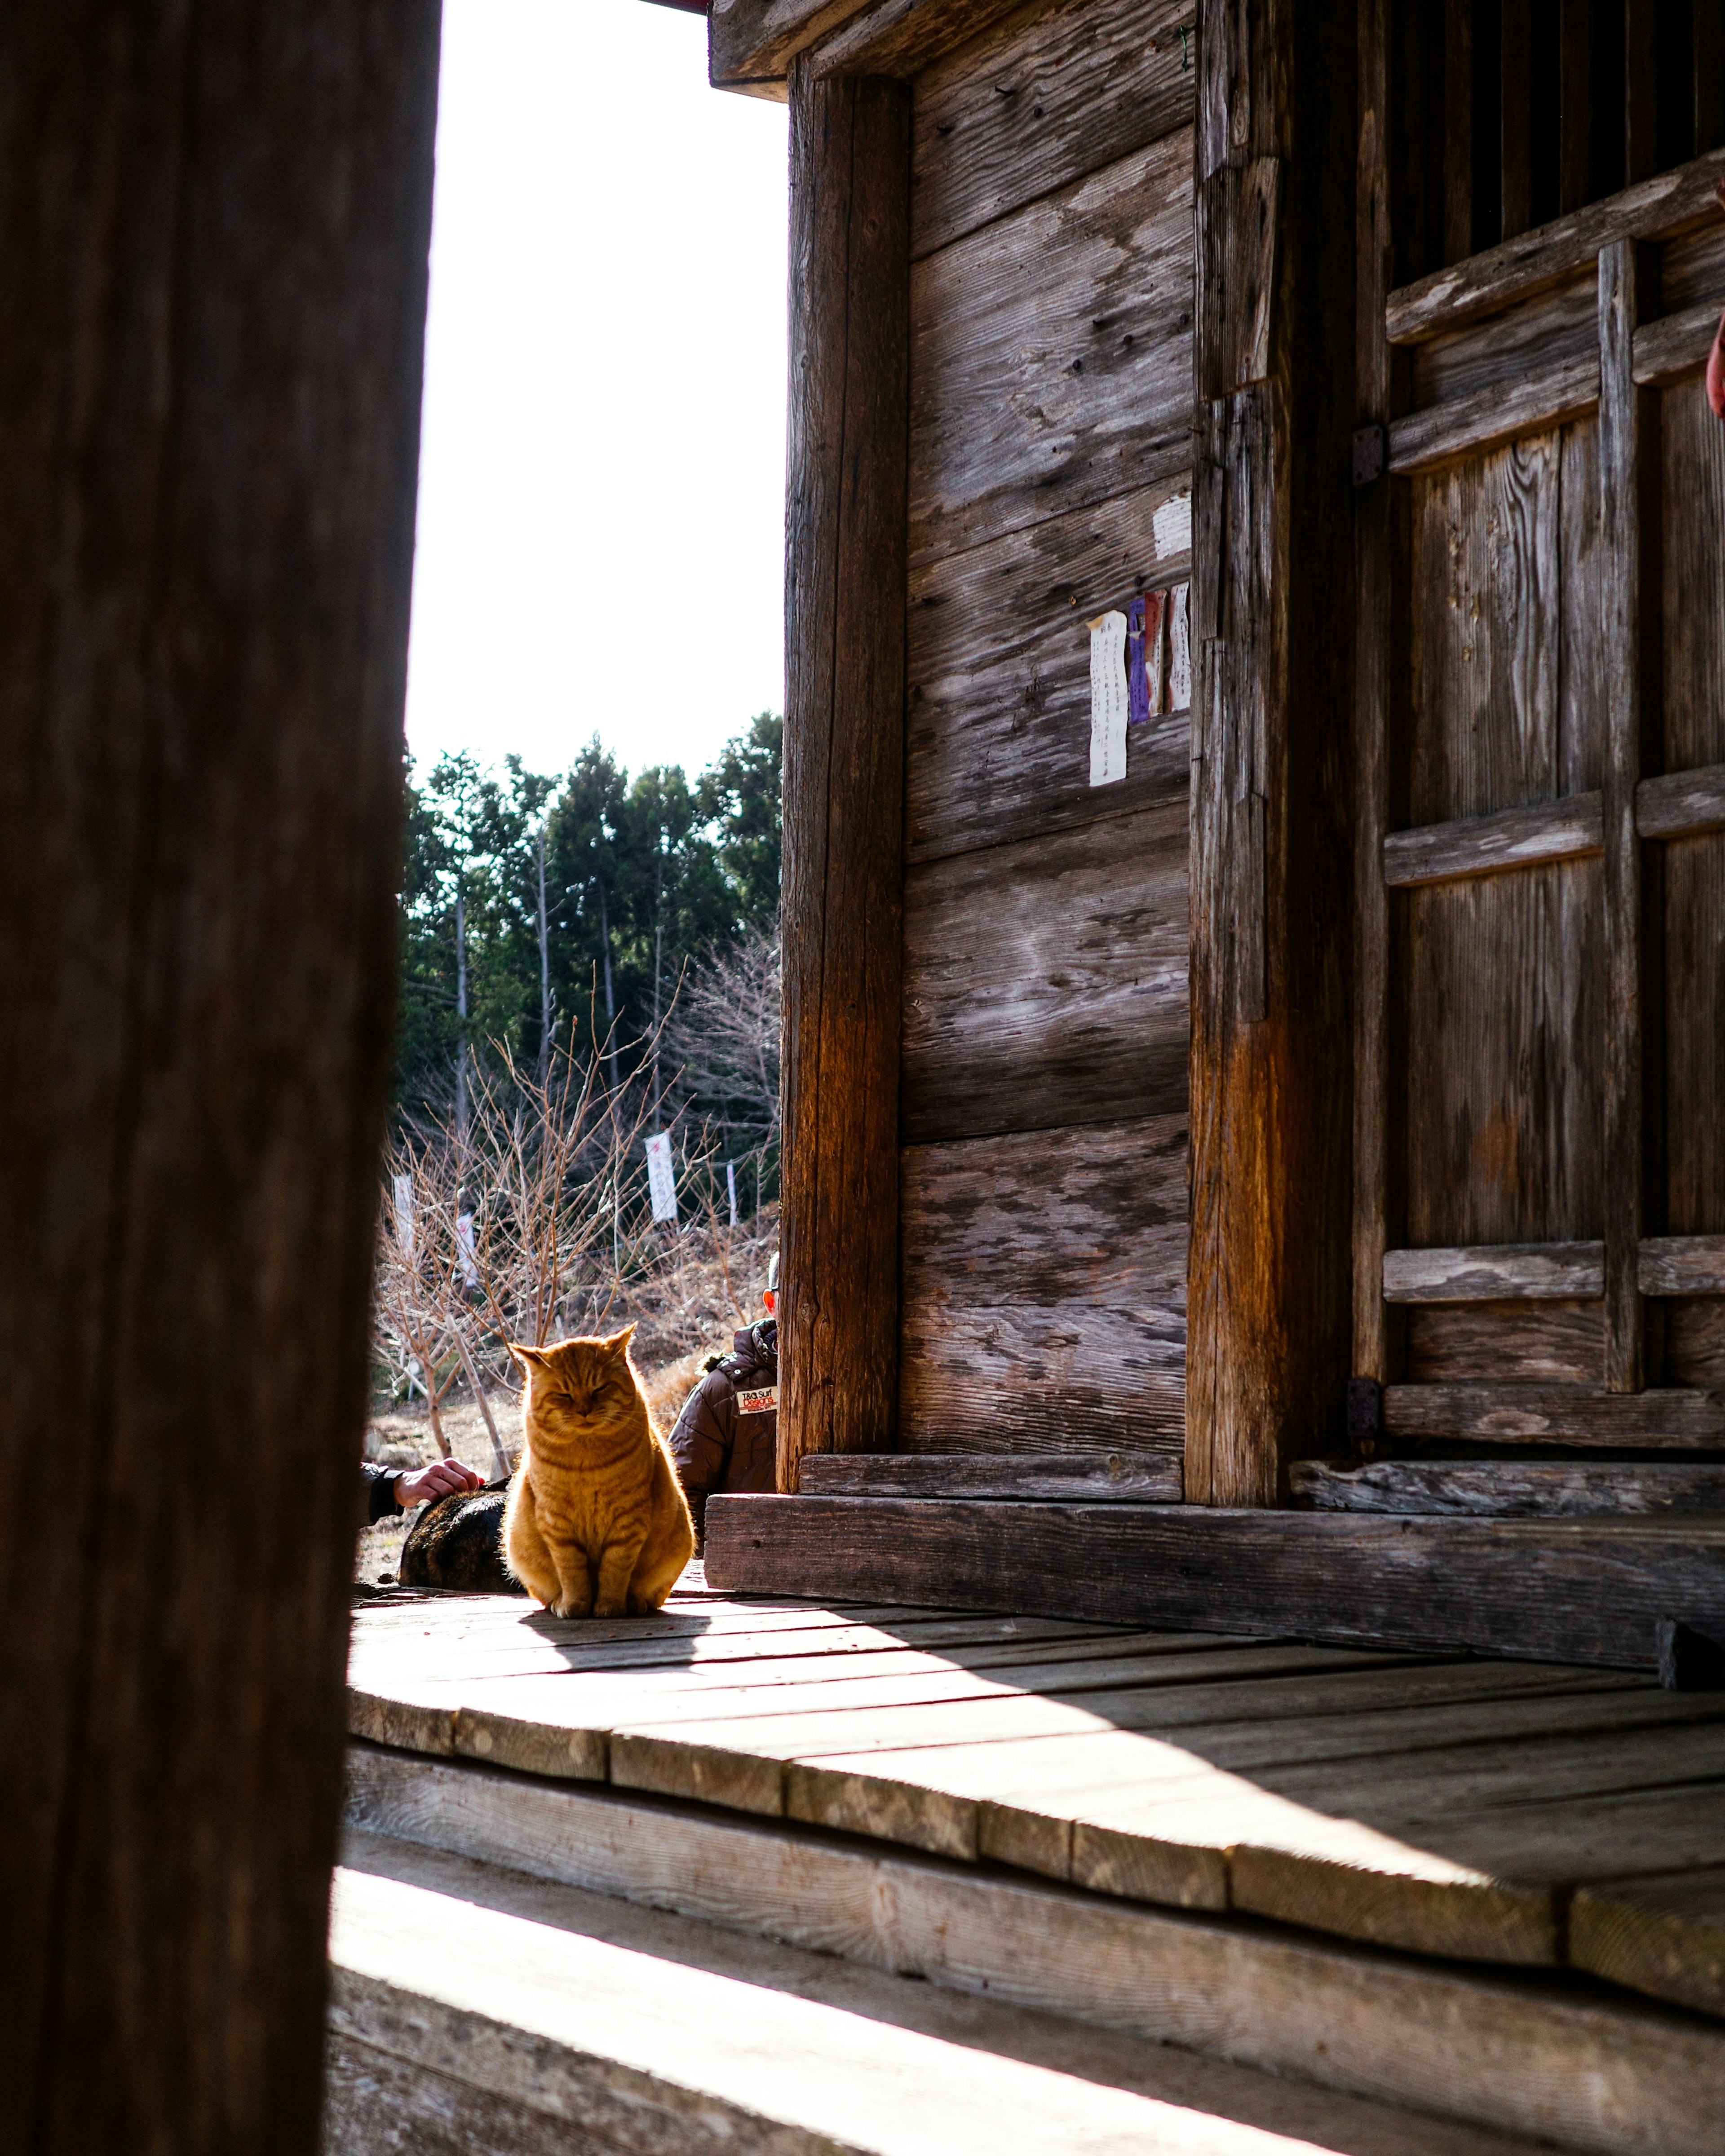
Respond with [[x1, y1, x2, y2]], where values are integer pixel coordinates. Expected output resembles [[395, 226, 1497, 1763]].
[[397, 1458, 486, 1510]]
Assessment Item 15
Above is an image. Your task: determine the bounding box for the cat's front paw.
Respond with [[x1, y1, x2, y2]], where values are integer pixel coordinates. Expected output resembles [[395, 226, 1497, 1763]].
[[553, 1595, 593, 1619]]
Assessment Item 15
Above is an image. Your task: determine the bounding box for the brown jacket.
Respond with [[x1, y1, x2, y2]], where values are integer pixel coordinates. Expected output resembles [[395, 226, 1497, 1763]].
[[668, 1320, 778, 1543]]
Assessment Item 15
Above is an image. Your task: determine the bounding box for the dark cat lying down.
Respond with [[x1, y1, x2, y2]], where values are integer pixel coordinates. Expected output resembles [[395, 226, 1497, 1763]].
[[399, 1480, 526, 1593]]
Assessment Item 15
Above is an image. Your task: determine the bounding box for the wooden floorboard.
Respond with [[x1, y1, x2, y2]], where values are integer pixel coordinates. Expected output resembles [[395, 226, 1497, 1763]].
[[348, 1578, 1725, 2021]]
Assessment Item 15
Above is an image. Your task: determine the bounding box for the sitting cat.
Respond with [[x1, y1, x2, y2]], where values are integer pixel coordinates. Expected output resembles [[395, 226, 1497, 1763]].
[[399, 1480, 526, 1593], [504, 1326, 694, 1617]]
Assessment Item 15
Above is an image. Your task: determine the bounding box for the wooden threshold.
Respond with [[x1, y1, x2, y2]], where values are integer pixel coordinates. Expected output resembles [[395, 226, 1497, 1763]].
[[797, 1452, 1184, 1502], [1383, 1241, 1604, 1301], [703, 1495, 1725, 1670]]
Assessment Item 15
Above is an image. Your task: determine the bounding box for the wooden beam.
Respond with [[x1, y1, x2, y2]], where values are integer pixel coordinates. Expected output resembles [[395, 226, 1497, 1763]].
[[1386, 146, 1725, 344], [0, 4, 441, 2150], [1599, 237, 1659, 1394], [1382, 1384, 1725, 1446], [1386, 350, 1601, 472], [1292, 1459, 1725, 1516], [779, 68, 909, 1489], [797, 1454, 1184, 1502], [1353, 0, 1395, 1396], [1637, 762, 1725, 838], [1187, 0, 1356, 1504], [1383, 793, 1605, 887], [1632, 299, 1725, 387], [1640, 1234, 1725, 1295], [1383, 1242, 1606, 1302], [705, 1495, 1725, 1670]]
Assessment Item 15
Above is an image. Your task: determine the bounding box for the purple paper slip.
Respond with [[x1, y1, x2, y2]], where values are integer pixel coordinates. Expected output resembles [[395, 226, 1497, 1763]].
[[1126, 596, 1149, 727]]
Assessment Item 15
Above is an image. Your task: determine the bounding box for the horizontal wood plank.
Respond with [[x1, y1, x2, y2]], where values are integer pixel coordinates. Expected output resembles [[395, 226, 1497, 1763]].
[[909, 129, 1193, 566], [1387, 352, 1599, 474], [808, 0, 1026, 83], [1384, 794, 1604, 887], [1637, 761, 1725, 839], [906, 477, 1190, 865], [1291, 1460, 1725, 1517], [705, 1498, 1725, 1668], [799, 1453, 1183, 1499], [899, 1114, 1186, 1453], [1405, 1301, 1605, 1386], [1632, 298, 1725, 389], [1381, 1384, 1725, 1447], [1383, 1242, 1605, 1303], [908, 0, 1196, 260], [901, 803, 1189, 1143], [1640, 1235, 1725, 1295], [1386, 148, 1725, 346]]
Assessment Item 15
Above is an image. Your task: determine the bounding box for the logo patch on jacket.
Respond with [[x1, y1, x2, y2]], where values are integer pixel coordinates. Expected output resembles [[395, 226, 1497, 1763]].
[[737, 1385, 778, 1417]]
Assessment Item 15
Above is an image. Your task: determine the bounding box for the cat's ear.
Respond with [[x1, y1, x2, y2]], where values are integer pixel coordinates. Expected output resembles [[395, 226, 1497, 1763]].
[[604, 1324, 637, 1357], [508, 1342, 546, 1372]]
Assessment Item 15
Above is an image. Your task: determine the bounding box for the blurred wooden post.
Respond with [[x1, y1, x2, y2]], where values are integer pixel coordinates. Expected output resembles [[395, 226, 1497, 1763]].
[[778, 64, 911, 1490], [0, 6, 440, 2151]]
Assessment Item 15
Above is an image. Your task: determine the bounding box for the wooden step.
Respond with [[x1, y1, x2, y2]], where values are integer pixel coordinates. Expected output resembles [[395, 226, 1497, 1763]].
[[1290, 1461, 1725, 1518], [339, 1748, 1725, 2156], [348, 1588, 1725, 2008]]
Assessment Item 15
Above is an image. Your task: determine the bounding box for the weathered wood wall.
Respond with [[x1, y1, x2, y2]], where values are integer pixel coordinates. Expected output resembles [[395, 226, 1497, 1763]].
[[0, 4, 440, 2151], [896, 0, 1199, 1471]]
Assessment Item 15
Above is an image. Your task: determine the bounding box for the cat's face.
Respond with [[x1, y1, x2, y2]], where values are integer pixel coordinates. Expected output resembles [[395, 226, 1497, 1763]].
[[512, 1329, 639, 1448]]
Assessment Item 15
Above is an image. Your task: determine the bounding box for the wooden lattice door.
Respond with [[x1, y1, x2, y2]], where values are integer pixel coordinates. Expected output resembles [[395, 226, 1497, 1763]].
[[1353, 18, 1725, 1496]]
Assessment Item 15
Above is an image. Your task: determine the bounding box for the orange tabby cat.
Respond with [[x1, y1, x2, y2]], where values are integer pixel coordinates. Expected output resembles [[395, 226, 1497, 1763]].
[[503, 1327, 694, 1616]]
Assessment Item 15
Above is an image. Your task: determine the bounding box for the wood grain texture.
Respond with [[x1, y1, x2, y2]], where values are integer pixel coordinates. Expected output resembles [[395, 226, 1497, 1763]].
[[333, 1790, 1725, 2156], [906, 476, 1190, 865], [1388, 351, 1600, 474], [1572, 1866, 1725, 2019], [1597, 239, 1656, 1395], [705, 1496, 1725, 1669], [1383, 1242, 1605, 1302], [1353, 0, 1393, 1390], [1638, 761, 1725, 839], [1381, 1384, 1725, 1447], [1632, 296, 1725, 387], [0, 10, 440, 2154], [1385, 146, 1725, 344], [1640, 1235, 1725, 1295], [899, 1115, 1186, 1452], [808, 0, 1027, 83], [710, 0, 872, 86], [900, 804, 1189, 1143], [779, 70, 910, 1482], [799, 1453, 1184, 1498], [1408, 272, 1599, 411], [1186, 0, 1355, 1506], [1666, 1298, 1725, 1387], [1292, 1459, 1725, 1517], [909, 0, 1196, 261], [1663, 832, 1725, 1237], [1383, 793, 1603, 887], [908, 128, 1194, 567], [1404, 1301, 1604, 1384], [1402, 864, 1605, 1246]]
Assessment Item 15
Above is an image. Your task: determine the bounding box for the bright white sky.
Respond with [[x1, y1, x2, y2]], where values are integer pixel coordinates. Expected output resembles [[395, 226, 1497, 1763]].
[[404, 0, 788, 789]]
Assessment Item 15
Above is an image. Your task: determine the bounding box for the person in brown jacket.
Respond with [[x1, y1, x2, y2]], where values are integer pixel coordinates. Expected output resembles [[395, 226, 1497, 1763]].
[[669, 1253, 778, 1549]]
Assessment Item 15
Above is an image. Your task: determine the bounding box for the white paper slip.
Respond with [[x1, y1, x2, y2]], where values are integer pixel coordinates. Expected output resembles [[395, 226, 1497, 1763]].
[[1154, 488, 1192, 561], [1168, 582, 1192, 712], [1087, 609, 1129, 786]]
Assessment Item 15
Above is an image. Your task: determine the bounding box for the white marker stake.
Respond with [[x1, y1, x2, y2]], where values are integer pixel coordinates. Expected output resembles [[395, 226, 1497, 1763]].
[[393, 1172, 414, 1260], [645, 1131, 678, 1225], [726, 1160, 739, 1228], [456, 1211, 478, 1287], [1087, 609, 1129, 786]]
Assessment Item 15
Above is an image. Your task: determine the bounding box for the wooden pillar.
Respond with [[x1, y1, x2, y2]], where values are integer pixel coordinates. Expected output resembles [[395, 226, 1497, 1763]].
[[0, 7, 440, 2152], [778, 65, 910, 1492], [1187, 0, 1358, 1506]]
